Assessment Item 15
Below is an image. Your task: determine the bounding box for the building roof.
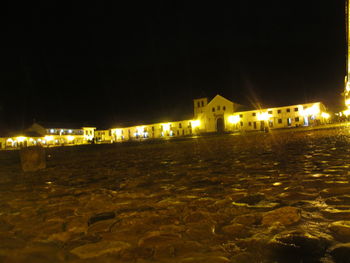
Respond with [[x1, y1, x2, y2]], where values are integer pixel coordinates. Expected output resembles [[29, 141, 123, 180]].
[[33, 121, 96, 129]]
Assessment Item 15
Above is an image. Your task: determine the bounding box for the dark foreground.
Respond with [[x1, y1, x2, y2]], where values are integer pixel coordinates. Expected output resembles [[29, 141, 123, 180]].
[[1, 129, 350, 262]]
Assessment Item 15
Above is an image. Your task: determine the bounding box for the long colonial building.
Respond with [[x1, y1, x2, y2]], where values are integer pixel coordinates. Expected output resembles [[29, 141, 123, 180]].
[[0, 95, 329, 149]]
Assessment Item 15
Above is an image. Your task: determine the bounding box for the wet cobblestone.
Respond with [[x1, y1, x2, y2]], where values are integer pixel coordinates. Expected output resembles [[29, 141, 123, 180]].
[[1, 129, 350, 262]]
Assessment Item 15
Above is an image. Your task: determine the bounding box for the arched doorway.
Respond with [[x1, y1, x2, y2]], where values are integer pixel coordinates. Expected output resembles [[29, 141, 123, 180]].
[[216, 118, 225, 133]]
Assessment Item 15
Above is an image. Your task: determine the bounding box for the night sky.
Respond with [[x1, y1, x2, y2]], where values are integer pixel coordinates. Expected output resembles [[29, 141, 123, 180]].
[[0, 1, 346, 130]]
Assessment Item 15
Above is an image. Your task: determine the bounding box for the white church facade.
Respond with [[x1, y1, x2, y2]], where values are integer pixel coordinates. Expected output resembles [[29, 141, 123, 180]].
[[106, 94, 329, 143]]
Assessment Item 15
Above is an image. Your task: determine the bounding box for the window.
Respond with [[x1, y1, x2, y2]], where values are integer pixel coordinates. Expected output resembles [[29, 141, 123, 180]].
[[295, 117, 300, 122], [179, 123, 182, 128], [240, 122, 243, 127], [109, 130, 112, 136], [252, 113, 256, 117], [253, 122, 257, 129], [268, 110, 272, 114], [152, 126, 154, 131], [212, 107, 215, 112], [277, 109, 281, 114], [201, 101, 204, 107], [278, 119, 282, 124], [223, 106, 226, 111], [239, 114, 243, 118], [286, 108, 290, 113], [294, 108, 299, 112], [197, 102, 200, 107], [249, 122, 252, 126], [269, 120, 273, 127], [217, 106, 220, 111], [287, 118, 292, 126]]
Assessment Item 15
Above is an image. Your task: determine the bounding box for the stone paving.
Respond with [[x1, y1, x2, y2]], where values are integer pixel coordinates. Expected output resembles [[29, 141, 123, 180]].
[[1, 129, 350, 262]]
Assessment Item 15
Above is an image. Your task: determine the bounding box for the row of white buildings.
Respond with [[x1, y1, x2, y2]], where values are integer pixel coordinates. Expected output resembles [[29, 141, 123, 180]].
[[0, 95, 330, 149]]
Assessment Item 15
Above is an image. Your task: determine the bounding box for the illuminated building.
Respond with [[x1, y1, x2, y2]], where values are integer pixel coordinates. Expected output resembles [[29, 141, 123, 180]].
[[107, 95, 329, 142], [0, 122, 96, 149], [0, 96, 330, 149]]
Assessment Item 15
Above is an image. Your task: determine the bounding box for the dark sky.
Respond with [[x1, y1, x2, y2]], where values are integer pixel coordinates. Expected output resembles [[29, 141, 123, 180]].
[[0, 0, 346, 129]]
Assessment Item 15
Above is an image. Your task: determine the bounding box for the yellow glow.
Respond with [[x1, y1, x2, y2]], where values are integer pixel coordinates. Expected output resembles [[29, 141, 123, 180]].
[[162, 123, 171, 131], [45, 136, 54, 141], [29, 138, 34, 142], [302, 104, 320, 116], [321, 112, 330, 119], [346, 99, 350, 106], [344, 109, 350, 116], [67, 135, 75, 141], [7, 138, 13, 143], [115, 129, 122, 136], [257, 112, 271, 121], [136, 126, 145, 134], [191, 120, 200, 128], [16, 136, 26, 142], [228, 115, 240, 124]]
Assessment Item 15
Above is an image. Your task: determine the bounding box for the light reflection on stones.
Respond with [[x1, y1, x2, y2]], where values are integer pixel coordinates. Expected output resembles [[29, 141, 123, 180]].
[[2, 129, 350, 262]]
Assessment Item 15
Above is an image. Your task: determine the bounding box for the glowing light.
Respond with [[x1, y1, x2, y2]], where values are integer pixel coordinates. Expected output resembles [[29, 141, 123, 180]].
[[67, 135, 75, 141], [115, 129, 122, 136], [228, 115, 240, 124], [50, 129, 55, 133], [191, 120, 200, 128], [136, 126, 145, 134], [257, 112, 271, 121], [29, 138, 34, 142], [7, 138, 13, 143], [273, 182, 282, 186], [344, 109, 350, 116], [68, 129, 72, 133], [16, 136, 26, 142], [321, 112, 330, 119], [45, 136, 54, 141], [302, 104, 320, 116], [162, 123, 171, 131]]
